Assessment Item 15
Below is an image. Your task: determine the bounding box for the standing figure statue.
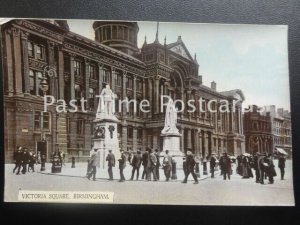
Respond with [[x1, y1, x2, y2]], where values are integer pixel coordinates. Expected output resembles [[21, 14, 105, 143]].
[[162, 97, 179, 134], [96, 85, 118, 120]]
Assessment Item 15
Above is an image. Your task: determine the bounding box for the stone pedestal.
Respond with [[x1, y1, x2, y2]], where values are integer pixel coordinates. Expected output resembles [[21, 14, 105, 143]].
[[161, 133, 184, 168], [91, 118, 120, 169]]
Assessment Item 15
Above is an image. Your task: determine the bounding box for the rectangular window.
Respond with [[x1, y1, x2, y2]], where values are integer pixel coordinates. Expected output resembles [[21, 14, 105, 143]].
[[77, 119, 84, 135], [28, 42, 34, 57], [34, 111, 41, 130], [115, 72, 122, 86], [89, 65, 96, 79], [43, 112, 50, 130], [34, 111, 51, 130], [128, 127, 133, 139], [136, 79, 142, 92], [36, 45, 44, 60], [29, 70, 35, 95], [103, 69, 110, 83], [126, 77, 133, 89], [74, 60, 81, 76]]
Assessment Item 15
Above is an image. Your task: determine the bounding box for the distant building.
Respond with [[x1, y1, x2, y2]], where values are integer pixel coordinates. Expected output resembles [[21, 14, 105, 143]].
[[262, 105, 292, 158], [244, 105, 273, 154]]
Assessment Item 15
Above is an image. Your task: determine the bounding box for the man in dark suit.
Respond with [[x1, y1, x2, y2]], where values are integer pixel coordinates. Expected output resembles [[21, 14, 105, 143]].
[[253, 153, 260, 183], [210, 154, 216, 178], [13, 146, 23, 174], [130, 150, 142, 180], [182, 150, 198, 184], [141, 150, 149, 179], [219, 153, 231, 180], [118, 150, 126, 182], [155, 149, 161, 180], [278, 154, 286, 180], [106, 150, 115, 180], [147, 148, 158, 181], [87, 149, 98, 181], [21, 148, 29, 174]]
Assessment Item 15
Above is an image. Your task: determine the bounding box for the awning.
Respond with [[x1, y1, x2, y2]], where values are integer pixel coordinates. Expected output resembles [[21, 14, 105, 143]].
[[275, 148, 288, 155]]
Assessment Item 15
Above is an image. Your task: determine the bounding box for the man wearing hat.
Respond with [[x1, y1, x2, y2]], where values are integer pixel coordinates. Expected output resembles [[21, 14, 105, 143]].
[[210, 154, 217, 178], [130, 150, 142, 180], [118, 150, 126, 182], [278, 154, 286, 180], [182, 150, 198, 184], [253, 152, 260, 183], [219, 152, 231, 180], [106, 149, 115, 180], [87, 148, 98, 181]]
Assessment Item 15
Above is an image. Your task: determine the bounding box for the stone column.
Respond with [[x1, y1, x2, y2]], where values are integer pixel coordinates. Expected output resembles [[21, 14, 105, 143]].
[[154, 76, 160, 114], [122, 71, 127, 117], [133, 127, 137, 151], [241, 110, 244, 135], [180, 127, 185, 152], [133, 75, 137, 118], [187, 128, 192, 149], [215, 138, 219, 155], [12, 27, 23, 94], [84, 59, 90, 109], [47, 40, 57, 97], [4, 29, 14, 96], [98, 64, 104, 91], [194, 129, 199, 156], [204, 132, 209, 158], [58, 46, 64, 99], [69, 54, 75, 100], [111, 67, 116, 92], [121, 122, 128, 151], [148, 78, 153, 118], [198, 131, 202, 158], [21, 31, 30, 94]]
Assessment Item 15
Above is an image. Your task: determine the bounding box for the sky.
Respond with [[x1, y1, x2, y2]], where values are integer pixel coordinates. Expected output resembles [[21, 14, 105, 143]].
[[67, 20, 290, 111]]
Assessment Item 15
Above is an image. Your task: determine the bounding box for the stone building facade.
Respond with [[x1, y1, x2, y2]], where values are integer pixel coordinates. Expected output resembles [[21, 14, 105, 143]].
[[2, 19, 245, 162], [262, 105, 292, 157], [243, 105, 273, 154]]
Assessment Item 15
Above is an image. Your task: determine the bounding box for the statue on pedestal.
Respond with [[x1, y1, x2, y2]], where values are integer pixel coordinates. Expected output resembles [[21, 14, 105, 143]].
[[161, 98, 180, 135], [96, 85, 118, 121]]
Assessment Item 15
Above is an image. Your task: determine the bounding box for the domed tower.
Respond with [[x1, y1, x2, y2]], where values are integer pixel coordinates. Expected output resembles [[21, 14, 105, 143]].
[[93, 21, 139, 55]]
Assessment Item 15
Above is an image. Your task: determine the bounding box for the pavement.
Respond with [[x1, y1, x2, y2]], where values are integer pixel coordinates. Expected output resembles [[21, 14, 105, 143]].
[[4, 160, 295, 205]]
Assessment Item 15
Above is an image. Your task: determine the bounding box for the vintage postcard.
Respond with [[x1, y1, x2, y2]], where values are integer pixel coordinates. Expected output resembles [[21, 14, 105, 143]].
[[0, 18, 294, 205]]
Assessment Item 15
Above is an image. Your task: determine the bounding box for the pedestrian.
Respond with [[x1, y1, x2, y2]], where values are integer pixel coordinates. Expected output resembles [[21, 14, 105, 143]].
[[236, 155, 243, 176], [162, 150, 172, 181], [183, 157, 187, 177], [118, 150, 126, 182], [219, 153, 231, 180], [87, 149, 97, 181], [13, 146, 23, 174], [182, 150, 198, 184], [106, 150, 115, 180], [21, 148, 29, 174], [253, 153, 260, 183], [37, 151, 41, 164], [266, 153, 276, 184], [210, 154, 216, 178], [258, 153, 268, 184], [155, 149, 161, 180], [147, 148, 158, 181], [278, 154, 286, 180], [242, 155, 253, 179], [141, 150, 149, 179], [28, 151, 36, 172], [130, 150, 142, 180]]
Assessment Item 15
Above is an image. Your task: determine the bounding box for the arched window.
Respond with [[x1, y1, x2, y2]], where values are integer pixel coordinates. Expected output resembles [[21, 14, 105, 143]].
[[29, 70, 35, 95], [28, 42, 34, 57], [75, 84, 82, 106]]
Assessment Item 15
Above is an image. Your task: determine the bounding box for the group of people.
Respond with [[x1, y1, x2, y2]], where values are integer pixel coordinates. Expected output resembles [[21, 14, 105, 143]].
[[12, 146, 38, 175], [87, 148, 287, 185], [87, 147, 174, 182]]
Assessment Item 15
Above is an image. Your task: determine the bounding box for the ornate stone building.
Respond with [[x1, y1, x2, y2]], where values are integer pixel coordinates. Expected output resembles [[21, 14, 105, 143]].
[[2, 19, 245, 162], [262, 105, 292, 157], [244, 105, 273, 154]]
